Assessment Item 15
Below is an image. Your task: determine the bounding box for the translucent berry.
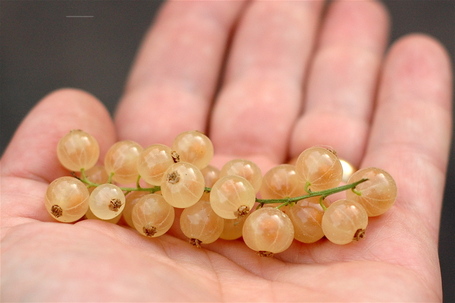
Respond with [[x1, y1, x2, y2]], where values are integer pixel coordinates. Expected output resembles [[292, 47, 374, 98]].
[[122, 191, 148, 228], [220, 159, 262, 193], [57, 129, 99, 171], [242, 207, 294, 256], [89, 183, 126, 220], [287, 198, 324, 243], [104, 140, 143, 184], [45, 176, 90, 222], [201, 165, 220, 188], [346, 167, 397, 217], [260, 164, 307, 199], [219, 215, 248, 240], [82, 165, 109, 192], [201, 164, 220, 200], [132, 194, 175, 237], [210, 175, 256, 219], [172, 130, 214, 169], [339, 159, 356, 183], [160, 162, 205, 208], [137, 144, 174, 186], [295, 146, 343, 191], [322, 199, 368, 245], [180, 199, 224, 246]]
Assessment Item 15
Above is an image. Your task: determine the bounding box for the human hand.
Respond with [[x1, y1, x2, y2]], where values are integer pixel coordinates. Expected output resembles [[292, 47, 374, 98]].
[[1, 0, 452, 301]]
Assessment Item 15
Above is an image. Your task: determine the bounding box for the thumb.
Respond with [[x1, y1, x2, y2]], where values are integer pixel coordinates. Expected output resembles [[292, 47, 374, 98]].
[[1, 88, 116, 224], [1, 88, 116, 182]]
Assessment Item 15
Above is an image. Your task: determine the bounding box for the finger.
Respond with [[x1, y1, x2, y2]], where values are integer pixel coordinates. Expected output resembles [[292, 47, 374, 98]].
[[363, 34, 452, 235], [1, 89, 116, 183], [290, 0, 390, 166], [115, 0, 246, 146], [210, 0, 324, 163]]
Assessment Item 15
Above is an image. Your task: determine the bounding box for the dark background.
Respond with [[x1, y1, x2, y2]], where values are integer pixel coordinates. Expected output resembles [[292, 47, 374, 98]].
[[1, 0, 454, 301]]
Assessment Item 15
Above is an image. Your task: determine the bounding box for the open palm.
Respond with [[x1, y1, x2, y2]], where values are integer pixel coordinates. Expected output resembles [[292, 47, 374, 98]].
[[1, 1, 452, 301]]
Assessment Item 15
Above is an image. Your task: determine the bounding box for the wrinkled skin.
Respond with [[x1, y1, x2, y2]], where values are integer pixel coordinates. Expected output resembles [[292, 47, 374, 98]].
[[1, 1, 452, 301]]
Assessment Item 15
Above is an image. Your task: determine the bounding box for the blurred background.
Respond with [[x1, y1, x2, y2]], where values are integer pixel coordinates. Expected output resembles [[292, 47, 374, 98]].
[[1, 0, 454, 301]]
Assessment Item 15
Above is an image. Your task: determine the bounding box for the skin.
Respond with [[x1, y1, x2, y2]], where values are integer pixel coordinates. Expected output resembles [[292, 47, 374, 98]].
[[1, 0, 452, 301]]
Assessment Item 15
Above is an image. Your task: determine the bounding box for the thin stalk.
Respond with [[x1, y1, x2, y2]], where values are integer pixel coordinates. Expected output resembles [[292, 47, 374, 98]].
[[78, 170, 160, 193], [78, 168, 367, 207], [255, 178, 368, 206]]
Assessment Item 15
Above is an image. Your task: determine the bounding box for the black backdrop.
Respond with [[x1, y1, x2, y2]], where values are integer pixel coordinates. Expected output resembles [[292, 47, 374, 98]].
[[1, 0, 454, 301]]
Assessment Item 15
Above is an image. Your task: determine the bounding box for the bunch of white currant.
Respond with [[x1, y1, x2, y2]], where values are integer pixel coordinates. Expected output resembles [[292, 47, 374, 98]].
[[45, 129, 397, 256]]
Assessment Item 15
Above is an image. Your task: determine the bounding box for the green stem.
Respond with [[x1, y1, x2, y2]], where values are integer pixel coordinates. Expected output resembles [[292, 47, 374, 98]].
[[351, 187, 362, 196], [120, 186, 161, 193], [78, 170, 160, 193], [255, 178, 368, 206], [77, 168, 367, 208], [319, 196, 328, 211], [136, 175, 142, 189], [79, 168, 98, 188], [107, 172, 114, 184]]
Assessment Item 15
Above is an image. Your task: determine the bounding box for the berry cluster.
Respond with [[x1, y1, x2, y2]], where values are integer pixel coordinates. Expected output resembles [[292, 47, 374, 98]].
[[45, 129, 397, 256]]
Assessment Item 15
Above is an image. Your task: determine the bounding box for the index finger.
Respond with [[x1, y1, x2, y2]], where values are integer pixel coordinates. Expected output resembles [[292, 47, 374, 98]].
[[115, 1, 246, 146]]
